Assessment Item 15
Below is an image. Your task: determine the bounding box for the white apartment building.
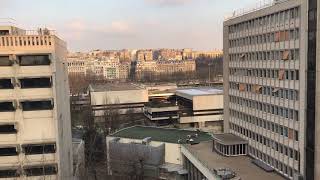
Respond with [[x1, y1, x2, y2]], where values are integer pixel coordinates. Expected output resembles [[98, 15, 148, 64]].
[[0, 26, 73, 179], [223, 0, 319, 179], [67, 58, 87, 75]]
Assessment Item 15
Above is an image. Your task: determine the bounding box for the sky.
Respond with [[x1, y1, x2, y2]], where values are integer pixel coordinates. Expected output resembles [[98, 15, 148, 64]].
[[0, 0, 258, 52]]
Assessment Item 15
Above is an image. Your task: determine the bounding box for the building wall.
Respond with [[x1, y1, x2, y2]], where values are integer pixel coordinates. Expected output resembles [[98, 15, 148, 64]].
[[90, 89, 148, 105], [0, 29, 73, 179], [193, 95, 223, 111], [223, 0, 306, 179]]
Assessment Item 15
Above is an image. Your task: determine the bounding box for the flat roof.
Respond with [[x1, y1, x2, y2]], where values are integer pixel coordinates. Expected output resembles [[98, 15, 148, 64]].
[[110, 126, 212, 144], [183, 141, 284, 180], [176, 88, 223, 97], [212, 133, 248, 145], [89, 83, 144, 92]]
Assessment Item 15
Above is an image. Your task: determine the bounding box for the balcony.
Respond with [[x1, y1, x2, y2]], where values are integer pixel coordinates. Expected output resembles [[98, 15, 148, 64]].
[[0, 134, 17, 144], [19, 88, 53, 100]]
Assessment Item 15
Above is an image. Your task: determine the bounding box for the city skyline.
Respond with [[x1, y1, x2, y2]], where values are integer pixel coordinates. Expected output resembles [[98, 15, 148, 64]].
[[1, 0, 257, 51]]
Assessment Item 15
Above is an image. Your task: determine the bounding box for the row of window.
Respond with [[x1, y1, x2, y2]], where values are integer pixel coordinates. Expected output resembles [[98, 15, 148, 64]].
[[229, 49, 300, 61], [0, 55, 51, 66], [229, 95, 299, 121], [229, 7, 300, 34], [231, 123, 299, 161], [0, 77, 52, 89], [0, 165, 57, 178], [0, 100, 53, 112], [229, 28, 299, 47], [0, 143, 56, 156], [230, 109, 299, 141], [248, 146, 297, 178], [230, 68, 299, 81], [230, 82, 299, 101]]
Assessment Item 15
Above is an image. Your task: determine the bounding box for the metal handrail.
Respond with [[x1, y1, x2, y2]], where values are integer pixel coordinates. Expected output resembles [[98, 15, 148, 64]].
[[224, 0, 276, 21]]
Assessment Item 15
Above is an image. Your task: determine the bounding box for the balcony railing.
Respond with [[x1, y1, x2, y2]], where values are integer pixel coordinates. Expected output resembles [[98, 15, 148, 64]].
[[0, 35, 54, 47], [224, 0, 276, 21]]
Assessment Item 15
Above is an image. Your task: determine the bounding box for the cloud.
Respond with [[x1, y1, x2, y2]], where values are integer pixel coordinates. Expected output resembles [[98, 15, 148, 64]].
[[61, 19, 136, 41], [145, 0, 194, 7]]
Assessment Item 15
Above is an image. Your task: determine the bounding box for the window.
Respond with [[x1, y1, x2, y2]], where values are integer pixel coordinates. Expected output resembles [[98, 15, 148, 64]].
[[23, 143, 56, 155], [0, 169, 19, 178], [0, 102, 15, 112], [21, 100, 53, 111], [0, 79, 13, 89], [0, 56, 13, 66], [19, 55, 50, 66], [0, 125, 17, 134], [24, 165, 57, 176], [20, 78, 51, 89], [0, 147, 18, 156]]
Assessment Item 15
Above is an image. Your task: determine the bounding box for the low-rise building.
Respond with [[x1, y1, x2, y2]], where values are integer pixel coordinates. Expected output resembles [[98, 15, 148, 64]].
[[106, 126, 284, 180], [106, 126, 212, 179], [88, 83, 148, 123], [175, 88, 223, 133]]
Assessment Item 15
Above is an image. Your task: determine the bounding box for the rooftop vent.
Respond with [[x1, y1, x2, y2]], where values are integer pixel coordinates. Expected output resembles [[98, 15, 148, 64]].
[[215, 168, 236, 179], [142, 137, 152, 145]]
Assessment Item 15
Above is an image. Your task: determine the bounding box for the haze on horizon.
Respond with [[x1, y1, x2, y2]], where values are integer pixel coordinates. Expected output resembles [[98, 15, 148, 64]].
[[0, 0, 258, 52]]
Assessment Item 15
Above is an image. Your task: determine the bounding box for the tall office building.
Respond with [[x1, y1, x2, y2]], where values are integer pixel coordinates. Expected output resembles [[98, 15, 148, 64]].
[[0, 26, 73, 179], [223, 0, 318, 179]]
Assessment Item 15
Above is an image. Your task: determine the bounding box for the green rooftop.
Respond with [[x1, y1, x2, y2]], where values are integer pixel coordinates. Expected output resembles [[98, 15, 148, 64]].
[[111, 126, 212, 144]]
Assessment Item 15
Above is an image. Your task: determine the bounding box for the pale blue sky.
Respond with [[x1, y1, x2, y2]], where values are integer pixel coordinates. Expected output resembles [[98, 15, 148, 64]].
[[1, 0, 257, 51]]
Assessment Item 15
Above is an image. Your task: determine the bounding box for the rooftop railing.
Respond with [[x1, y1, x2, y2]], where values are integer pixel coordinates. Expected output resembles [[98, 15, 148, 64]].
[[224, 0, 279, 21]]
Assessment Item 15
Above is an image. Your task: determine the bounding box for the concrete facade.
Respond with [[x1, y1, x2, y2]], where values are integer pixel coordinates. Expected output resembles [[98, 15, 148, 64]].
[[0, 26, 73, 179], [223, 0, 310, 179]]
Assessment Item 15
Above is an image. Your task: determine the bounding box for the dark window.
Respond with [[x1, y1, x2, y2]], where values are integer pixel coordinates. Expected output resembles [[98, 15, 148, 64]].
[[0, 56, 13, 66], [0, 125, 17, 134], [0, 102, 15, 112], [0, 169, 19, 178], [0, 79, 13, 89], [0, 30, 10, 35], [20, 78, 51, 89], [24, 165, 57, 176], [0, 147, 18, 156], [21, 100, 53, 111], [23, 144, 56, 155], [19, 55, 50, 66]]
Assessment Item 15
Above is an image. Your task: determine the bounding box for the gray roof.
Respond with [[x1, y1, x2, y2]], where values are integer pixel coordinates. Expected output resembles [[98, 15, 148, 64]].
[[89, 83, 143, 92], [212, 133, 248, 145], [110, 126, 212, 144], [183, 141, 284, 180], [176, 88, 223, 97]]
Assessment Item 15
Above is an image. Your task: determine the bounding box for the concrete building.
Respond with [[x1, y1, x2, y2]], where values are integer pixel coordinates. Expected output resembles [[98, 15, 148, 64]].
[[175, 88, 224, 133], [88, 83, 148, 123], [0, 26, 73, 179], [223, 0, 319, 179], [106, 126, 284, 180], [106, 126, 212, 180]]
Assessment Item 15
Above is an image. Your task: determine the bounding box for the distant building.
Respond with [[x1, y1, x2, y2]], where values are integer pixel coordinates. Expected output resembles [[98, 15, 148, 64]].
[[0, 26, 73, 179], [136, 50, 153, 61], [67, 58, 87, 75]]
